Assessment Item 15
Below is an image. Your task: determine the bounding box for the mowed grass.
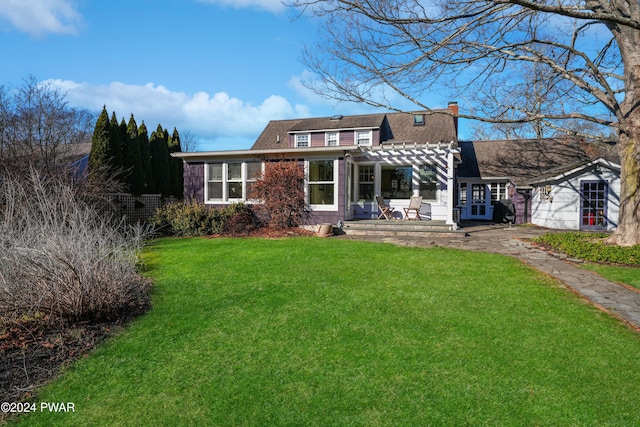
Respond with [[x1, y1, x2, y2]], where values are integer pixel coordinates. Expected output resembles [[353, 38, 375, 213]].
[[14, 237, 640, 426], [582, 263, 640, 290]]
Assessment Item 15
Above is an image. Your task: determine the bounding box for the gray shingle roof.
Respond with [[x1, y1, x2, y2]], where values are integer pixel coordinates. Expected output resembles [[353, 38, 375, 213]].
[[382, 111, 457, 145], [251, 119, 301, 151], [288, 114, 386, 132], [251, 110, 457, 150], [458, 138, 619, 186]]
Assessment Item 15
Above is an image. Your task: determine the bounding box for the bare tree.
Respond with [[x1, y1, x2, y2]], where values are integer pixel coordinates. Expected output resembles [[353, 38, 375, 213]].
[[179, 130, 200, 153], [0, 75, 94, 175], [292, 0, 640, 245], [470, 61, 614, 140]]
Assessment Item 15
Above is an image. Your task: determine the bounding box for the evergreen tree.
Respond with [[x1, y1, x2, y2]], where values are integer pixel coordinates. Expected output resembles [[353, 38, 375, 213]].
[[125, 115, 145, 195], [149, 124, 171, 196], [88, 106, 111, 183], [168, 127, 184, 199], [109, 111, 123, 174], [138, 121, 155, 194]]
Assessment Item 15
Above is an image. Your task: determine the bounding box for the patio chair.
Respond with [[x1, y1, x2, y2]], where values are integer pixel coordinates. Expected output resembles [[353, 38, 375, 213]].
[[403, 196, 423, 220], [376, 195, 395, 220]]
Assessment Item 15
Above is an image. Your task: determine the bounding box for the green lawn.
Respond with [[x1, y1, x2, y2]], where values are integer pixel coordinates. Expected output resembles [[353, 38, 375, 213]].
[[13, 237, 640, 426], [583, 263, 640, 290]]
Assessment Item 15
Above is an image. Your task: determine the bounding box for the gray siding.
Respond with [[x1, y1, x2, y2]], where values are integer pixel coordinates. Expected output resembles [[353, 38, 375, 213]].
[[183, 162, 204, 203]]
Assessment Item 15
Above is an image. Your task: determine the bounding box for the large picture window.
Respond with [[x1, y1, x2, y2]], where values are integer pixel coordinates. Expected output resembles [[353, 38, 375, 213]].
[[419, 164, 438, 200], [308, 160, 335, 205], [381, 165, 412, 199]]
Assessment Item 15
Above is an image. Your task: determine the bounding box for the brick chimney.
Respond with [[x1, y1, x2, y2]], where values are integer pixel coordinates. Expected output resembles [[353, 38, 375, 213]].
[[448, 101, 459, 138]]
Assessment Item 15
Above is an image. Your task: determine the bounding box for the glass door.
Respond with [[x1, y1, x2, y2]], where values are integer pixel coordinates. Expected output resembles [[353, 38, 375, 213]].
[[580, 181, 608, 230], [470, 184, 488, 219]]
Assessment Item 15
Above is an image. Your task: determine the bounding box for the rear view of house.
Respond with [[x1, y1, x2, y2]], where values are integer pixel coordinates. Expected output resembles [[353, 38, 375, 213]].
[[174, 104, 460, 226]]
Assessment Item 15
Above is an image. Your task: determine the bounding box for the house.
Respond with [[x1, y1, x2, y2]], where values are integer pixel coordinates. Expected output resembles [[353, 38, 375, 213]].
[[174, 106, 622, 232], [173, 103, 461, 226], [457, 138, 620, 230]]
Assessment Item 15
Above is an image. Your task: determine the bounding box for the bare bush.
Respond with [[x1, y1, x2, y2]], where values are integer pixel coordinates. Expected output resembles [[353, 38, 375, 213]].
[[249, 160, 307, 229], [0, 169, 151, 324]]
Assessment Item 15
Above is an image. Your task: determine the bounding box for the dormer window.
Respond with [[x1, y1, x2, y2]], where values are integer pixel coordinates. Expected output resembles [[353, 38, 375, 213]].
[[295, 133, 310, 148], [413, 114, 425, 126], [326, 132, 339, 146], [356, 130, 372, 146]]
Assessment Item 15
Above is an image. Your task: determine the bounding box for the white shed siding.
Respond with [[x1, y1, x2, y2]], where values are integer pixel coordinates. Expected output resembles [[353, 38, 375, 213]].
[[531, 167, 620, 230]]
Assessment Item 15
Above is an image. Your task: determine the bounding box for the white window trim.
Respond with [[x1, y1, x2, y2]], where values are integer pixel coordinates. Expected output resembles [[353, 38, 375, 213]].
[[539, 185, 552, 202], [356, 130, 373, 146], [489, 182, 509, 205], [295, 133, 310, 148], [204, 161, 263, 204], [417, 163, 439, 202], [306, 159, 338, 211], [326, 131, 339, 146], [355, 163, 375, 202]]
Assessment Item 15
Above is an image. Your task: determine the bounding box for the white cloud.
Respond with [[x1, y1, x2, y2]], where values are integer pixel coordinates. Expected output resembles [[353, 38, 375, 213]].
[[0, 0, 82, 37], [46, 79, 310, 150], [196, 0, 285, 13]]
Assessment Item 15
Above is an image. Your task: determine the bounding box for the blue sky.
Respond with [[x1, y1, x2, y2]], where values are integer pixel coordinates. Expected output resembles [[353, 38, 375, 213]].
[[0, 0, 454, 151]]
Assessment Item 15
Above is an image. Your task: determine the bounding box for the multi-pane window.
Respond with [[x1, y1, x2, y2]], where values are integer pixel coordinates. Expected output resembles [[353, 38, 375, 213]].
[[326, 132, 338, 146], [419, 164, 438, 200], [358, 165, 374, 201], [227, 163, 242, 200], [471, 184, 486, 216], [490, 182, 508, 205], [207, 163, 223, 201], [459, 182, 467, 206], [206, 161, 262, 202], [581, 181, 607, 229], [539, 185, 552, 201], [356, 130, 372, 146], [296, 134, 310, 147], [308, 160, 335, 205]]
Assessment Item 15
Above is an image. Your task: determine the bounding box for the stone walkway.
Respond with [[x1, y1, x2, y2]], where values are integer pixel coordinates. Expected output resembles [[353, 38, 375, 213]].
[[338, 224, 640, 332]]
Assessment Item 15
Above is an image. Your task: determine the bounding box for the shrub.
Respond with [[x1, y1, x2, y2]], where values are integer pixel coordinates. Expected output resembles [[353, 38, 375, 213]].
[[249, 160, 307, 229], [0, 170, 151, 324], [224, 207, 260, 236], [534, 232, 640, 265], [150, 201, 257, 236]]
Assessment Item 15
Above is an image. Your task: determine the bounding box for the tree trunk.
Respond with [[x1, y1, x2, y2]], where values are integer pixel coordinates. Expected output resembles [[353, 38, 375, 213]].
[[607, 123, 640, 246], [607, 27, 640, 247]]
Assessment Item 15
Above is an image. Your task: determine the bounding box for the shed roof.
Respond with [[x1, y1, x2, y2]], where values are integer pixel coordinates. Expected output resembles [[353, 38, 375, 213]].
[[458, 138, 619, 186]]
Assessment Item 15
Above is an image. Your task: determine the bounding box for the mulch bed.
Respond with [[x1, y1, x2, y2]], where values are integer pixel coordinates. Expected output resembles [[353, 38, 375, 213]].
[[211, 226, 317, 239], [0, 317, 132, 407]]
